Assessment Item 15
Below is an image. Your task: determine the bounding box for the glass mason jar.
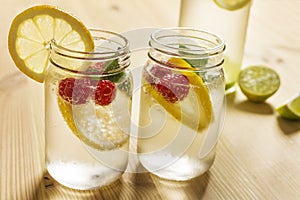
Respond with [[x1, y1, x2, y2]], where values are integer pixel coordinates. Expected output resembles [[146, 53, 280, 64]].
[[137, 28, 226, 181], [179, 0, 251, 94], [45, 30, 132, 190]]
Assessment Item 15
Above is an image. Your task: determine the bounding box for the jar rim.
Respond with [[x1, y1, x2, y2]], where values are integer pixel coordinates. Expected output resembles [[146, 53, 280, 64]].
[[50, 29, 130, 60], [149, 27, 225, 57], [49, 29, 131, 76]]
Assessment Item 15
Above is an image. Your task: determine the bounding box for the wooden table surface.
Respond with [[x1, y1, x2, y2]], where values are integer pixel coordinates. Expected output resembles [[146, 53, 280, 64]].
[[1, 0, 300, 199]]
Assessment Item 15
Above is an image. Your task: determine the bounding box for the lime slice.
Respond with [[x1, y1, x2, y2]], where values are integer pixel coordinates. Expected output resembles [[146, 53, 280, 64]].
[[276, 93, 300, 120], [238, 65, 280, 103], [145, 57, 213, 132], [58, 96, 129, 150], [223, 56, 240, 90], [213, 0, 251, 11], [8, 5, 94, 82], [289, 94, 300, 116]]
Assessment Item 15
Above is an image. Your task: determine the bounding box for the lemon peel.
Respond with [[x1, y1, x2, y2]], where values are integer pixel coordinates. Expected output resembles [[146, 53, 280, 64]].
[[58, 96, 129, 150]]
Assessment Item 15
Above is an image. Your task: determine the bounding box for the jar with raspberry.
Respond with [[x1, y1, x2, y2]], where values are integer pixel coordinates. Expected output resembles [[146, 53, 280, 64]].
[[138, 28, 226, 181], [45, 29, 132, 190]]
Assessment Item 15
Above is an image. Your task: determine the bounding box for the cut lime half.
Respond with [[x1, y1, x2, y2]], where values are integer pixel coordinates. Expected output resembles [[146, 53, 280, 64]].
[[238, 65, 280, 103]]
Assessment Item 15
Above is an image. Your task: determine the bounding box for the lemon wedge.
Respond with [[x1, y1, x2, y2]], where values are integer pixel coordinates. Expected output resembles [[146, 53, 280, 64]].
[[58, 96, 129, 150], [8, 5, 94, 82], [145, 57, 213, 132], [213, 0, 251, 11]]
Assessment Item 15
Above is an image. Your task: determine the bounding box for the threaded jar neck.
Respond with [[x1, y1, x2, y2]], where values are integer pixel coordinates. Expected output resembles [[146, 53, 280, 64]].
[[50, 29, 130, 75], [148, 28, 225, 70]]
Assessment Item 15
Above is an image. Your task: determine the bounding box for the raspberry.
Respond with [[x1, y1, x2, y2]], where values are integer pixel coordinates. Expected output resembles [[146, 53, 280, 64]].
[[58, 78, 92, 105], [144, 65, 172, 84], [86, 61, 125, 83], [94, 80, 116, 106], [156, 73, 190, 103], [86, 62, 105, 74]]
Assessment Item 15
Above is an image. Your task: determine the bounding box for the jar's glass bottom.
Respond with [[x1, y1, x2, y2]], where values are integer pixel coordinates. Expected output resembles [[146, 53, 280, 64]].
[[47, 161, 123, 190], [138, 148, 215, 181]]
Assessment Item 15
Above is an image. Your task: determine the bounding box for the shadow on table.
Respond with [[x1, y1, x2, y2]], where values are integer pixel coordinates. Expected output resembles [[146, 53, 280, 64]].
[[43, 173, 106, 199], [148, 172, 210, 200], [276, 116, 300, 135], [234, 100, 274, 115], [226, 92, 274, 115], [15, 174, 46, 200]]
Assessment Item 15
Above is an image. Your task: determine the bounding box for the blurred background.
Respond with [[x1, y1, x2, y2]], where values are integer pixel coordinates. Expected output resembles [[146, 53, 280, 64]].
[[1, 0, 299, 102], [0, 0, 180, 77]]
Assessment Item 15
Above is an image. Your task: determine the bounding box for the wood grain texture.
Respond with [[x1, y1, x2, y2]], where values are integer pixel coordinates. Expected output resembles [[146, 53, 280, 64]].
[[1, 0, 300, 199]]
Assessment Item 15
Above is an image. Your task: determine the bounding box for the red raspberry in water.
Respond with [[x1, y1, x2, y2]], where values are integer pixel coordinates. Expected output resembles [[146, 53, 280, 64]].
[[86, 62, 105, 74], [94, 80, 116, 106], [58, 78, 92, 105], [156, 73, 190, 103], [144, 65, 172, 84], [85, 62, 105, 86]]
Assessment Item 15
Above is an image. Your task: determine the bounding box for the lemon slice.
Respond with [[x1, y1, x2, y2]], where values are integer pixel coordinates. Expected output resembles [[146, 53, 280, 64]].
[[213, 0, 251, 11], [145, 57, 213, 132], [238, 65, 280, 103], [8, 5, 94, 82], [276, 93, 300, 120], [58, 96, 129, 150]]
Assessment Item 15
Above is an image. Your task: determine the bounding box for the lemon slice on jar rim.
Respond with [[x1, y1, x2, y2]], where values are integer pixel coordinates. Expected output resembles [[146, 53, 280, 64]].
[[8, 5, 94, 83]]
